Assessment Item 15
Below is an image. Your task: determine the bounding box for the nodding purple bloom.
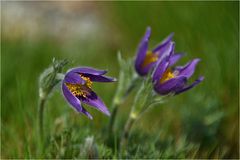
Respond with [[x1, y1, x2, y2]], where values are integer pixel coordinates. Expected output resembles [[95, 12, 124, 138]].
[[62, 67, 116, 119], [152, 45, 204, 95], [135, 26, 175, 76]]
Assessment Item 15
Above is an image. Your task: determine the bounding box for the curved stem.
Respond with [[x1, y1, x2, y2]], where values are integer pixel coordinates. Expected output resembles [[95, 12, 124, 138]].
[[38, 97, 46, 140]]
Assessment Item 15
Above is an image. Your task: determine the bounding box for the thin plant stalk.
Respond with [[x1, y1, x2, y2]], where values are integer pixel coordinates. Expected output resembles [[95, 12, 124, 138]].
[[38, 97, 46, 140], [120, 98, 167, 155], [38, 59, 67, 137], [120, 76, 153, 154]]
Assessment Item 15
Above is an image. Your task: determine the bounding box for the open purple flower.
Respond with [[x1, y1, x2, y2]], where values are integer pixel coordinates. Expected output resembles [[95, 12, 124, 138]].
[[135, 27, 176, 76], [62, 67, 116, 119], [152, 46, 204, 95]]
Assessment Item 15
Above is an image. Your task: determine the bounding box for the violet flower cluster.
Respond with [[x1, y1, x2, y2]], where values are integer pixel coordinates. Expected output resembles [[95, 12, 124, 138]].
[[135, 27, 204, 95], [37, 27, 204, 155], [119, 27, 204, 151], [61, 27, 203, 120]]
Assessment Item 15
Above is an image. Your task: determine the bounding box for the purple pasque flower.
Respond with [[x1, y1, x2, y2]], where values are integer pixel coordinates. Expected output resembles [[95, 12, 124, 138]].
[[62, 67, 116, 119], [135, 26, 175, 76], [152, 46, 204, 95]]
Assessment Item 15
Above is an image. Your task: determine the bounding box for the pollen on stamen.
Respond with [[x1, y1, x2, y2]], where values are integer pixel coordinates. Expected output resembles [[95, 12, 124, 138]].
[[65, 75, 92, 98], [141, 51, 158, 68], [160, 69, 175, 83], [80, 74, 92, 89]]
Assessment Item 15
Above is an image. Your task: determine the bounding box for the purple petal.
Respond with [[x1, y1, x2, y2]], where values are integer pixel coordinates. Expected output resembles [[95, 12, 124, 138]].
[[152, 32, 174, 53], [154, 76, 187, 95], [64, 72, 85, 84], [68, 67, 107, 75], [138, 61, 157, 76], [135, 27, 151, 74], [169, 53, 184, 66], [80, 91, 110, 116], [175, 76, 204, 94], [152, 56, 170, 83], [81, 107, 93, 119], [82, 74, 116, 82], [156, 41, 175, 63], [62, 83, 93, 119], [176, 59, 201, 79]]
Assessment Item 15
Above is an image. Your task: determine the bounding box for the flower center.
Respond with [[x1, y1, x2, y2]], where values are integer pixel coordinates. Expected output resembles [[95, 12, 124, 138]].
[[160, 69, 175, 83], [65, 74, 92, 98], [79, 74, 92, 88], [141, 51, 158, 68]]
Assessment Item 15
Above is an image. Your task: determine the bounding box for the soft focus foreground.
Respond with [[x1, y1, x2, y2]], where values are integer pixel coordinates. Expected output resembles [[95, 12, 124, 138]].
[[1, 1, 239, 158]]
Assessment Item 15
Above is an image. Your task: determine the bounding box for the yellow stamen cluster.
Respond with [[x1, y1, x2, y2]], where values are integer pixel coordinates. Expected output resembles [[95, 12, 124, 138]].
[[160, 69, 175, 83], [65, 74, 92, 98], [141, 51, 158, 68], [80, 74, 92, 88]]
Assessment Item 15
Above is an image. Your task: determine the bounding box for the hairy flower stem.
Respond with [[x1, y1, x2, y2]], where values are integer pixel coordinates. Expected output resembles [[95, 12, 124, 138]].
[[120, 76, 153, 155], [38, 97, 46, 140]]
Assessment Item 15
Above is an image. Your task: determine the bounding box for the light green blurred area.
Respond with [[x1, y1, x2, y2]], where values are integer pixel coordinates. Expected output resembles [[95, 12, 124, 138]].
[[1, 1, 239, 158]]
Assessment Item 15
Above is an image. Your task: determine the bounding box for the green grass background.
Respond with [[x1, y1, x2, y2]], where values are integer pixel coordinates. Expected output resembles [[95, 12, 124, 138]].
[[1, 1, 239, 158]]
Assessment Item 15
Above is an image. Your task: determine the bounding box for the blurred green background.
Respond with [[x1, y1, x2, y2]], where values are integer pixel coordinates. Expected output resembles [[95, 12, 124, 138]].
[[1, 1, 239, 158]]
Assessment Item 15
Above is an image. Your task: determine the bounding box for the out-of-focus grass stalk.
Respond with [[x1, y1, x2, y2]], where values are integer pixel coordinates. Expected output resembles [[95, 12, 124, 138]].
[[120, 112, 136, 155]]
